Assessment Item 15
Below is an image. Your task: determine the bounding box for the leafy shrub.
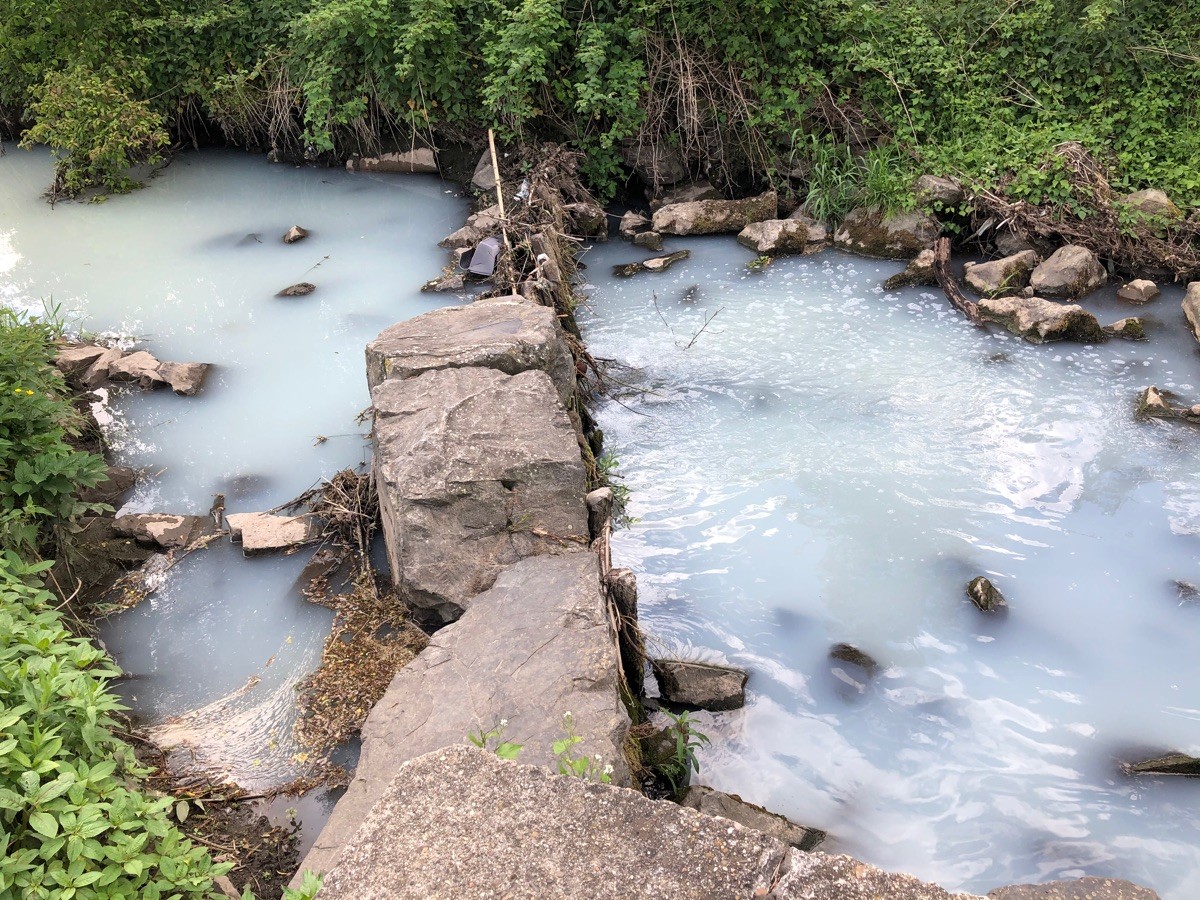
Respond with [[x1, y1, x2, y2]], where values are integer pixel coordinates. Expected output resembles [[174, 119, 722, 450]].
[[0, 552, 230, 898], [0, 310, 107, 554]]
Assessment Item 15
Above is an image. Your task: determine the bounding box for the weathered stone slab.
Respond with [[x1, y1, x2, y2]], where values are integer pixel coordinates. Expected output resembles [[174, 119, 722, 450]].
[[769, 849, 983, 899], [226, 512, 318, 554], [738, 219, 808, 255], [1120, 189, 1181, 221], [372, 367, 587, 621], [988, 877, 1160, 899], [614, 249, 690, 276], [915, 174, 965, 207], [364, 296, 575, 407], [156, 361, 210, 395], [107, 350, 166, 388], [347, 149, 437, 174], [964, 250, 1039, 297], [979, 296, 1105, 344], [112, 514, 207, 549], [652, 191, 777, 236], [301, 555, 632, 881], [681, 785, 825, 851], [53, 344, 110, 376], [885, 248, 937, 289], [652, 658, 748, 710], [835, 208, 940, 259]]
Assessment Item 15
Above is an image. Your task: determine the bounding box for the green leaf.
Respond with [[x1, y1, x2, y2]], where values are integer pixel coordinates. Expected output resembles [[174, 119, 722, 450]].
[[29, 811, 59, 838]]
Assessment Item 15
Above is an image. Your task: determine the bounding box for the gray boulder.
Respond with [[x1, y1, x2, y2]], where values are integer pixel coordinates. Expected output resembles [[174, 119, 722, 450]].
[[964, 250, 1039, 297], [80, 348, 123, 389], [978, 296, 1106, 343], [1116, 279, 1160, 304], [54, 344, 110, 377], [652, 191, 778, 236], [633, 231, 664, 251], [277, 282, 315, 297], [769, 850, 981, 900], [438, 205, 502, 249], [988, 877, 1160, 899], [1029, 245, 1106, 298], [365, 296, 576, 407], [347, 149, 438, 174], [787, 207, 831, 247], [1184, 282, 1200, 344], [565, 201, 608, 240], [622, 141, 687, 187], [373, 367, 587, 622], [884, 248, 937, 290], [226, 512, 319, 555], [1120, 188, 1181, 221], [619, 211, 650, 239], [834, 207, 940, 259], [1104, 317, 1146, 340], [301, 555, 632, 882], [156, 361, 210, 396], [994, 228, 1037, 257], [282, 225, 309, 244], [1125, 753, 1200, 776], [915, 174, 965, 207], [107, 351, 166, 389], [470, 150, 497, 192], [651, 658, 748, 710], [680, 784, 825, 851], [737, 219, 808, 255], [967, 576, 1006, 612], [651, 180, 723, 209]]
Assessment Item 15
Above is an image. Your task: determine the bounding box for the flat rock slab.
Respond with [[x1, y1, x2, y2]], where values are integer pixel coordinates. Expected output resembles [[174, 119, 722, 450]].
[[681, 785, 825, 851], [652, 658, 748, 710], [226, 512, 318, 554], [988, 877, 1160, 899], [347, 149, 437, 174], [365, 295, 575, 407], [979, 296, 1105, 344], [769, 850, 983, 899], [372, 366, 587, 622], [300, 554, 631, 881], [112, 514, 209, 549], [316, 744, 784, 899]]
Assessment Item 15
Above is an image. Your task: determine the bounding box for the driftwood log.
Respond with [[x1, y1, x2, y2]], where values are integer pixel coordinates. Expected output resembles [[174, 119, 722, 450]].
[[933, 237, 984, 326]]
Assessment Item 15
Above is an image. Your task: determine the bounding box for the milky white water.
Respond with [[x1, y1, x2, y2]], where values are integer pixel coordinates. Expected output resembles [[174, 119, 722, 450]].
[[0, 147, 464, 838], [578, 237, 1200, 897]]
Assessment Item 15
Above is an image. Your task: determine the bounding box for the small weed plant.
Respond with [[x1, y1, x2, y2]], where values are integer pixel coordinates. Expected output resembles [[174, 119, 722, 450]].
[[657, 710, 711, 794]]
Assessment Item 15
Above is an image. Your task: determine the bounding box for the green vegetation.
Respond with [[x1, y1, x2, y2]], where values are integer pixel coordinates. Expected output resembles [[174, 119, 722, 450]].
[[654, 710, 709, 795], [1, 0, 1196, 212]]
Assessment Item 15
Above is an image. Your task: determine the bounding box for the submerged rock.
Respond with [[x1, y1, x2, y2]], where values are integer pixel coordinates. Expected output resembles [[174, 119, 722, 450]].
[[915, 174, 965, 208], [1029, 245, 1106, 298], [347, 149, 438, 174], [226, 512, 318, 555], [1117, 279, 1160, 304], [829, 642, 880, 675], [1183, 282, 1200, 344], [278, 282, 316, 297], [373, 367, 587, 623], [964, 250, 1039, 297], [736, 219, 808, 255], [1125, 753, 1200, 776], [680, 785, 825, 851], [1136, 386, 1200, 424], [1176, 580, 1199, 601], [1104, 317, 1146, 340], [834, 207, 940, 259], [282, 225, 309, 244], [651, 658, 748, 711], [967, 576, 1006, 612], [613, 249, 690, 277], [884, 248, 937, 289], [978, 295, 1105, 343], [633, 230, 664, 251], [651, 191, 777, 236], [988, 876, 1161, 899]]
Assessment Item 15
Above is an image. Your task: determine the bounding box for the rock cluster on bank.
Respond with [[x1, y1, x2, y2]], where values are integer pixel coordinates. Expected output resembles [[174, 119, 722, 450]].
[[55, 343, 210, 395]]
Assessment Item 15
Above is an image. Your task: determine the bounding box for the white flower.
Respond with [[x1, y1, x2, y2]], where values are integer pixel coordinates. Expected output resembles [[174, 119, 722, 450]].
[[499, 719, 508, 727], [603, 764, 614, 775]]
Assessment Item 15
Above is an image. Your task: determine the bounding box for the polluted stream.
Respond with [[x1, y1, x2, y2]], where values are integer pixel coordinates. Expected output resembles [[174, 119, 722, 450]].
[[0, 147, 465, 850], [577, 238, 1200, 897]]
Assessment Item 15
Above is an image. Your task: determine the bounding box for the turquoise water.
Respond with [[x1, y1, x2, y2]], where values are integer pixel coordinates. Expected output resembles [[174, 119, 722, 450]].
[[579, 237, 1200, 897]]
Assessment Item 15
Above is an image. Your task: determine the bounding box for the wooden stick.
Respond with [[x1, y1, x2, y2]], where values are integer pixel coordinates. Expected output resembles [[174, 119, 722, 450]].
[[487, 129, 516, 291], [933, 237, 984, 326]]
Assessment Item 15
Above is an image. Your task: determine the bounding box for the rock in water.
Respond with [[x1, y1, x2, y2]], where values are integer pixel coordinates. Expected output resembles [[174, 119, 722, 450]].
[[346, 149, 438, 174], [967, 576, 1006, 612], [619, 210, 650, 239], [884, 248, 937, 289], [1117, 279, 1160, 304], [107, 350, 166, 389], [1183, 282, 1200, 344], [1126, 753, 1200, 776], [278, 282, 316, 297], [834, 207, 940, 259], [613, 249, 690, 277], [1029, 245, 1106, 298], [829, 642, 879, 675], [651, 191, 777, 236], [988, 876, 1161, 899], [1104, 317, 1146, 340], [282, 225, 309, 244], [679, 785, 826, 851], [736, 219, 808, 255], [978, 295, 1105, 343], [963, 250, 1040, 297], [633, 230, 664, 251], [111, 514, 208, 549], [651, 659, 748, 710], [226, 512, 319, 555]]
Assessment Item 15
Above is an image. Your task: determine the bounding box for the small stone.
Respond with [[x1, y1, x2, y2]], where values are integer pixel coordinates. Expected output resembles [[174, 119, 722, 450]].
[[884, 248, 937, 290], [1116, 279, 1160, 304], [619, 211, 650, 239], [613, 250, 690, 277], [1029, 245, 1106, 298], [421, 273, 466, 293], [967, 576, 1006, 612], [226, 512, 319, 555], [1183, 282, 1200, 345], [651, 658, 748, 711], [283, 225, 309, 244], [278, 282, 316, 297], [1104, 317, 1146, 340], [157, 362, 210, 396], [914, 174, 965, 207], [829, 643, 879, 675], [471, 151, 497, 192], [633, 231, 664, 251]]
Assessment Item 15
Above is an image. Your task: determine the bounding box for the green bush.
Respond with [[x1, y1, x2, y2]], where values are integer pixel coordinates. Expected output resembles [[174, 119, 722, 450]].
[[0, 552, 230, 899], [0, 310, 107, 555]]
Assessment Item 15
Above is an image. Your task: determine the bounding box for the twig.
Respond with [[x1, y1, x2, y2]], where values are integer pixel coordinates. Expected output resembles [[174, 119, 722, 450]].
[[681, 306, 724, 349]]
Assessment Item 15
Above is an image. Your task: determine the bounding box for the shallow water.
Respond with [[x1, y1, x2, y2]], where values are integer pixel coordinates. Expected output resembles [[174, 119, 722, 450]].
[[579, 238, 1200, 897], [0, 148, 463, 817]]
